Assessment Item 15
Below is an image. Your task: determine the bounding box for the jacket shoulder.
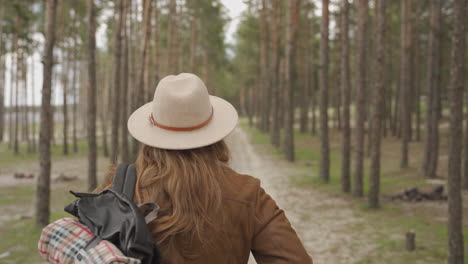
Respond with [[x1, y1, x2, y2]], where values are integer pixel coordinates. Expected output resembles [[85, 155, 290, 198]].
[[222, 167, 261, 204]]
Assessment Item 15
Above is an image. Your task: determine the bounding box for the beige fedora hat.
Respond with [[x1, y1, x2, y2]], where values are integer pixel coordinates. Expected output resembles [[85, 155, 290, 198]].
[[127, 73, 238, 150]]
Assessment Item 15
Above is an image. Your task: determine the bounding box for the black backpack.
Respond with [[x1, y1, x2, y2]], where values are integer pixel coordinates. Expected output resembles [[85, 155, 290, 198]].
[[64, 163, 162, 264]]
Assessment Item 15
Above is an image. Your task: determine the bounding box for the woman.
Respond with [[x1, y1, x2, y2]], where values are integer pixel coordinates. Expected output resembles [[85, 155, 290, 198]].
[[98, 73, 312, 264]]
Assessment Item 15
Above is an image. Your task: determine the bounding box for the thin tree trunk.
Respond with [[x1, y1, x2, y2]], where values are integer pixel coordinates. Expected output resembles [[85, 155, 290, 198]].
[[259, 0, 269, 133], [167, 0, 176, 75], [447, 0, 466, 262], [72, 20, 79, 153], [100, 65, 109, 157], [283, 0, 300, 162], [14, 48, 20, 154], [22, 53, 31, 153], [35, 0, 57, 227], [269, 0, 281, 147], [132, 0, 153, 159], [368, 0, 386, 209], [190, 15, 198, 73], [340, 0, 351, 193], [353, 0, 368, 197], [62, 44, 69, 155], [423, 0, 441, 179], [31, 55, 37, 151], [319, 0, 330, 182], [400, 0, 412, 168], [299, 18, 311, 134], [0, 34, 4, 142], [311, 68, 318, 136], [152, 1, 160, 100], [120, 0, 130, 163], [110, 0, 125, 164], [8, 39, 15, 149], [86, 0, 98, 191]]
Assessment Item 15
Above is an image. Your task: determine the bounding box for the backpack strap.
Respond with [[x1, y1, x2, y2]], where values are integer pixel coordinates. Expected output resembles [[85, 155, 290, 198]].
[[112, 163, 137, 200]]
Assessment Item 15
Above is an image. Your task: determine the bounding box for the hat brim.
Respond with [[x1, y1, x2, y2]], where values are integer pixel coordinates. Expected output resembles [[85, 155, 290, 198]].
[[127, 96, 238, 150]]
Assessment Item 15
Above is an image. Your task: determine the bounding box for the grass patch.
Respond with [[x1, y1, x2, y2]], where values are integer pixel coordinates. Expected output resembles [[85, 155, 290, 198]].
[[0, 140, 90, 166]]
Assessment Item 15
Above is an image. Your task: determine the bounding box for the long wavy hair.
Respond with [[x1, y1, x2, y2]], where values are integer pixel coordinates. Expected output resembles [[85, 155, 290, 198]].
[[133, 140, 230, 258]]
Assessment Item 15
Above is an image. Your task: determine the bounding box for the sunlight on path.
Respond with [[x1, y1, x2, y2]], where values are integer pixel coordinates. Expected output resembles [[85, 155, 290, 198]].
[[225, 128, 376, 264]]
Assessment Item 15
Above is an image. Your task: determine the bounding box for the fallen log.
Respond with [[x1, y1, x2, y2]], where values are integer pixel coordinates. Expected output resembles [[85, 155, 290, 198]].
[[387, 185, 447, 202]]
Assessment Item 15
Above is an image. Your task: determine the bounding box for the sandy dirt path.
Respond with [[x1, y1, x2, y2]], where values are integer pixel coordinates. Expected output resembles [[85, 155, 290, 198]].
[[226, 128, 375, 264]]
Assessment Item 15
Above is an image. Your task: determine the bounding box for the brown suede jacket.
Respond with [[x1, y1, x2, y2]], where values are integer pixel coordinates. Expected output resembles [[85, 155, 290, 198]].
[[101, 166, 312, 263]]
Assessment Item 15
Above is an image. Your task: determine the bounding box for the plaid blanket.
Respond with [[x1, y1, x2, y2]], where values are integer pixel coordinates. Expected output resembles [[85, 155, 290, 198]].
[[38, 217, 141, 264]]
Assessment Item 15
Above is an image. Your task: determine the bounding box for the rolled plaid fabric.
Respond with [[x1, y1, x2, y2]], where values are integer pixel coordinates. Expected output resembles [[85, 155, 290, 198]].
[[38, 217, 141, 264]]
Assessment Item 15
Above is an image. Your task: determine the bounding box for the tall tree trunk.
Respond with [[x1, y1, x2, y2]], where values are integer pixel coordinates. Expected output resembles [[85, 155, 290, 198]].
[[269, 0, 281, 147], [319, 0, 330, 182], [100, 65, 109, 157], [259, 0, 269, 133], [120, 0, 130, 163], [0, 35, 4, 142], [35, 0, 57, 227], [340, 0, 351, 193], [151, 1, 160, 101], [447, 0, 466, 262], [400, 0, 412, 168], [14, 48, 20, 154], [62, 44, 69, 155], [311, 68, 318, 136], [189, 15, 198, 73], [423, 0, 441, 179], [110, 0, 125, 164], [299, 18, 311, 134], [8, 38, 15, 149], [369, 0, 386, 209], [22, 53, 31, 153], [72, 21, 79, 153], [353, 0, 368, 197], [167, 0, 177, 75], [132, 0, 153, 159], [31, 55, 37, 152], [87, 0, 98, 191], [282, 0, 300, 162]]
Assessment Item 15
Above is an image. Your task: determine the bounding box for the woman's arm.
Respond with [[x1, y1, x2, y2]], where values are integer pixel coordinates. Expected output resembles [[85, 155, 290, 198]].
[[251, 186, 312, 264]]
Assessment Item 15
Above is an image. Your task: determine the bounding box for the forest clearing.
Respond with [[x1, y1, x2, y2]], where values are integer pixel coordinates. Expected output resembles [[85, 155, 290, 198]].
[[1, 0, 468, 263]]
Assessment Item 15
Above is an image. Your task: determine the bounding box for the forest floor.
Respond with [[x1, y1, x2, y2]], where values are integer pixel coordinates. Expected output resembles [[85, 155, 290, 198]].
[[0, 123, 467, 263], [239, 119, 468, 264]]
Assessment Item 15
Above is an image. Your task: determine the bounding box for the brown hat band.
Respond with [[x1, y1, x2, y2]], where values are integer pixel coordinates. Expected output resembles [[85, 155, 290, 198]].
[[148, 107, 214, 131]]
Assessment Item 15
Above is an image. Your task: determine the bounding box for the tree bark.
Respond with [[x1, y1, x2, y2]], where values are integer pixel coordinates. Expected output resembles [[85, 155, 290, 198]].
[[62, 43, 69, 155], [0, 35, 4, 142], [14, 44, 20, 154], [299, 17, 311, 134], [283, 0, 300, 162], [368, 0, 386, 209], [120, 0, 130, 163], [132, 0, 153, 159], [35, 0, 57, 227], [353, 0, 368, 197], [447, 0, 466, 262], [319, 0, 330, 182], [423, 0, 441, 179], [110, 0, 125, 164], [259, 0, 270, 133], [72, 17, 79, 153], [167, 0, 177, 75], [340, 0, 351, 193], [86, 0, 98, 191], [189, 14, 198, 73], [400, 0, 412, 168], [269, 0, 281, 147]]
